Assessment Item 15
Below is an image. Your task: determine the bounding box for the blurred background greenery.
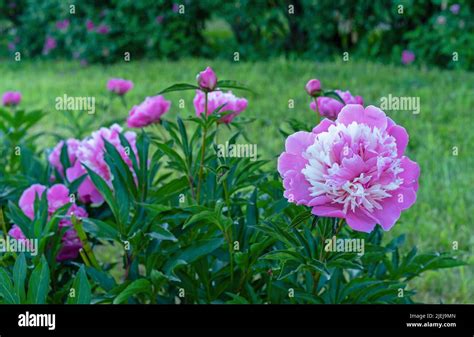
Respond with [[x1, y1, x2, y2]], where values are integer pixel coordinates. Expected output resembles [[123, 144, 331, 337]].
[[0, 0, 472, 303], [0, 0, 473, 69]]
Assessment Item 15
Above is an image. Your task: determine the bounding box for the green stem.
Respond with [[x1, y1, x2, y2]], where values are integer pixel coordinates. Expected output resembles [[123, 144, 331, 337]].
[[0, 208, 7, 241], [313, 218, 345, 294], [72, 216, 100, 270], [196, 92, 209, 203]]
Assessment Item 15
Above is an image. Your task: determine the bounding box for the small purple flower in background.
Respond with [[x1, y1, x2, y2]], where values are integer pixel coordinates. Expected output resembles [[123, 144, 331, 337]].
[[305, 79, 322, 97], [172, 3, 179, 13], [310, 90, 363, 120], [107, 78, 134, 96], [2, 91, 22, 106], [96, 24, 110, 34], [401, 50, 415, 65], [80, 59, 88, 67], [43, 36, 57, 54], [450, 4, 460, 14], [86, 19, 95, 31], [56, 19, 70, 30], [193, 90, 248, 124], [436, 15, 446, 25], [127, 95, 171, 128], [196, 66, 217, 91], [156, 15, 164, 24], [7, 42, 16, 51], [278, 104, 420, 232]]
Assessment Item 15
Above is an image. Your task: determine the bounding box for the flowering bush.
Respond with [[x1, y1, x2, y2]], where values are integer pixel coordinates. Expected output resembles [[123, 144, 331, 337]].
[[0, 69, 464, 305]]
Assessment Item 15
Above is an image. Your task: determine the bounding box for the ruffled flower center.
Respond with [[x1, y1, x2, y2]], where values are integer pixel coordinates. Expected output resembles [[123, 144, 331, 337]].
[[302, 122, 403, 214]]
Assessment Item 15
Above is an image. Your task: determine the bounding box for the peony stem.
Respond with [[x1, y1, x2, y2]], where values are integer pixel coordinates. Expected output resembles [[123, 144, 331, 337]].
[[196, 92, 208, 203]]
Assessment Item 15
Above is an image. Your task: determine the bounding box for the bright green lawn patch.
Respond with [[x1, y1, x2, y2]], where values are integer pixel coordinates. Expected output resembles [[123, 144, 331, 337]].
[[1, 58, 472, 303]]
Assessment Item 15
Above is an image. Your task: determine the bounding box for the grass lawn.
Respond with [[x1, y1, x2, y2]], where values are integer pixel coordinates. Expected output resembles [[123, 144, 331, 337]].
[[1, 58, 473, 303]]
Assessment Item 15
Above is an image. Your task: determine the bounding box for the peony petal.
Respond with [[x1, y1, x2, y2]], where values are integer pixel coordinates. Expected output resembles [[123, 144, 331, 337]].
[[388, 125, 409, 157], [399, 157, 420, 190], [345, 208, 378, 232], [337, 104, 388, 130], [285, 131, 315, 155], [277, 152, 307, 176], [312, 119, 335, 135]]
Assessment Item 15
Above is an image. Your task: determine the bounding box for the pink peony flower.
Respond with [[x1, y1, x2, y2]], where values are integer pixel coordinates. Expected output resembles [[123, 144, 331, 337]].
[[278, 104, 419, 233], [193, 90, 248, 124], [66, 124, 138, 204], [8, 183, 87, 261], [107, 78, 134, 96], [310, 90, 363, 120], [196, 67, 217, 91], [305, 79, 322, 97], [2, 91, 22, 106], [127, 95, 171, 128], [402, 50, 415, 65], [48, 138, 81, 177]]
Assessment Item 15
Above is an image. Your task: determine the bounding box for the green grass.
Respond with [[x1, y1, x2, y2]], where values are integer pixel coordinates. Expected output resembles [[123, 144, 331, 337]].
[[1, 58, 473, 303]]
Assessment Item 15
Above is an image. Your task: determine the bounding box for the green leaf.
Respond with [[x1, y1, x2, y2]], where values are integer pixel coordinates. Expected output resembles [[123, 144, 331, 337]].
[[26, 255, 50, 304], [13, 253, 27, 302], [67, 265, 91, 304], [83, 165, 121, 226], [7, 201, 32, 238], [86, 267, 116, 292], [323, 90, 344, 104], [149, 225, 177, 242], [0, 268, 19, 304], [164, 238, 224, 274], [216, 80, 255, 93], [113, 279, 152, 304], [157, 83, 199, 95], [82, 218, 119, 240]]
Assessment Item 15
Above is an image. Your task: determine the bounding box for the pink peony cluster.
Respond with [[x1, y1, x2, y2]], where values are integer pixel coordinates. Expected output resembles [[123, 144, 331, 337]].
[[2, 91, 22, 106], [127, 95, 171, 128], [107, 78, 134, 96], [278, 104, 420, 233], [8, 184, 87, 261], [49, 124, 138, 205], [310, 90, 363, 120], [193, 90, 248, 124]]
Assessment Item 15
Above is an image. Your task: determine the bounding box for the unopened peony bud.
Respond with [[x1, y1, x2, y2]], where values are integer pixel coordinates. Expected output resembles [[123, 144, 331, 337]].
[[197, 67, 217, 91]]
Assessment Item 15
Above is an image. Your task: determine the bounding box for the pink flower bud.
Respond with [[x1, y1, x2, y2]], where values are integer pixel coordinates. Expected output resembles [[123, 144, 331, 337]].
[[305, 79, 322, 97], [196, 67, 217, 91]]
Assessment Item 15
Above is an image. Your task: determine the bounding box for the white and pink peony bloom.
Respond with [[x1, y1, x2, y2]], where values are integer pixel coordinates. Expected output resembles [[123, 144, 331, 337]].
[[193, 90, 248, 124], [278, 104, 420, 232]]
